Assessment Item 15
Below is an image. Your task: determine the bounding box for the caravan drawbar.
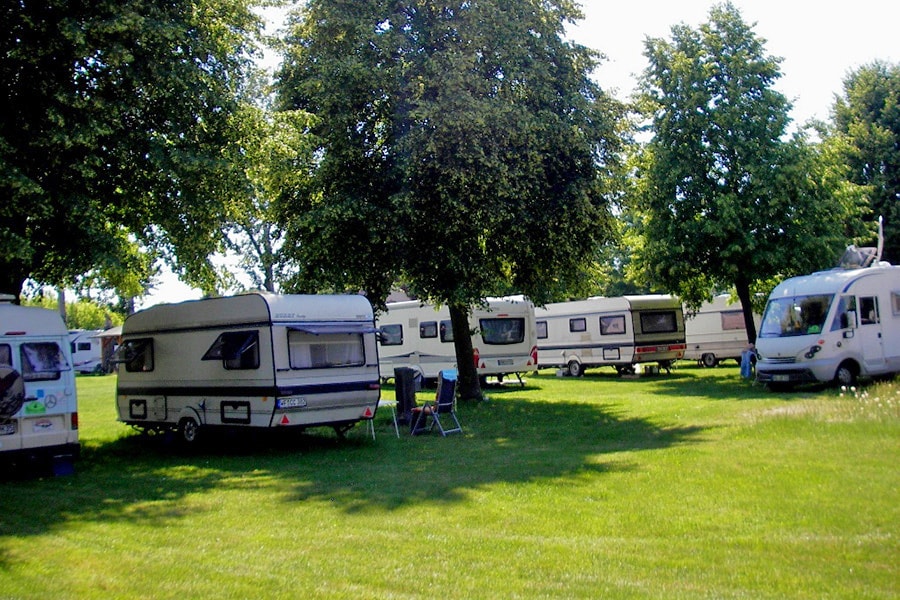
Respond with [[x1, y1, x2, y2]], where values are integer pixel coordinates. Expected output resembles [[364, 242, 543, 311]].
[[115, 293, 381, 443]]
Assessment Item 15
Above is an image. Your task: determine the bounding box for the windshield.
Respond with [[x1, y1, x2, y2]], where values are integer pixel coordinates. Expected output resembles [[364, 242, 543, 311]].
[[759, 294, 833, 338]]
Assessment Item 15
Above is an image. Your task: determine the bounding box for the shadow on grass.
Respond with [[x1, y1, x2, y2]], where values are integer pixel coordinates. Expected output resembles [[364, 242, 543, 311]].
[[0, 386, 704, 552]]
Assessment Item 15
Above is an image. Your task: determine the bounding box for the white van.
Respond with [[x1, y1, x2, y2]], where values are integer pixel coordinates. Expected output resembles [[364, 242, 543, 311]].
[[683, 295, 760, 367], [114, 293, 381, 444], [1, 296, 80, 467], [377, 297, 538, 383], [756, 260, 900, 388], [69, 329, 105, 374], [535, 295, 686, 376]]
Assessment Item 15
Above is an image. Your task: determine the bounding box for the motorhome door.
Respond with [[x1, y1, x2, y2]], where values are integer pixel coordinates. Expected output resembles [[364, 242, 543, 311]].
[[856, 295, 886, 370]]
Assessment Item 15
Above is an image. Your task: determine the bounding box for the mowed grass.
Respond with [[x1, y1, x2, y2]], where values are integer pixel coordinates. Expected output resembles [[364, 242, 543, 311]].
[[1, 366, 898, 599]]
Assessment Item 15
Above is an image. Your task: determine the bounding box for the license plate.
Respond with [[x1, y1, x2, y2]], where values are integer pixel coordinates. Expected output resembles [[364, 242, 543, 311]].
[[498, 359, 514, 366], [278, 397, 307, 409], [773, 374, 791, 382], [0, 422, 16, 436], [657, 346, 669, 352]]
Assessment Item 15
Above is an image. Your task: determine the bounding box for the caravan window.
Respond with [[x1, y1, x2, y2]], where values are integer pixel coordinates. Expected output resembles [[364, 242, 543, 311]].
[[20, 342, 67, 381], [380, 324, 403, 346], [639, 311, 678, 334], [420, 321, 438, 339], [569, 318, 587, 333], [0, 344, 11, 367], [479, 318, 525, 345], [439, 320, 454, 343], [535, 320, 548, 339], [113, 338, 154, 372], [720, 310, 745, 330], [288, 331, 365, 369], [600, 315, 626, 335], [202, 330, 260, 370]]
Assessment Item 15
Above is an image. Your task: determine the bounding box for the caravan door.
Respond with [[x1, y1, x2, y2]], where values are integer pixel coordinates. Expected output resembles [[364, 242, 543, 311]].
[[856, 295, 886, 371]]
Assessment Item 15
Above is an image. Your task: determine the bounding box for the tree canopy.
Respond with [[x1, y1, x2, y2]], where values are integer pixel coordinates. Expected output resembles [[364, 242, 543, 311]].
[[631, 2, 866, 342], [0, 0, 264, 300], [275, 0, 626, 399]]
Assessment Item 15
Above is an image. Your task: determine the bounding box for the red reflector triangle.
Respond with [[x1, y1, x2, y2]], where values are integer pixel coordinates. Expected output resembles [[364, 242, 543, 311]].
[[280, 415, 290, 425], [364, 407, 373, 417]]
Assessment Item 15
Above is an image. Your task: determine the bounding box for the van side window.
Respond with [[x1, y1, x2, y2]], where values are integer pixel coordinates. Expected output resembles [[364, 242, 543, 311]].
[[0, 344, 11, 367], [599, 315, 626, 335], [202, 330, 260, 370], [439, 320, 454, 343], [380, 324, 403, 346], [830, 296, 857, 331], [113, 338, 154, 372], [536, 320, 548, 339], [20, 342, 67, 381], [859, 297, 879, 325], [569, 318, 587, 333], [420, 321, 437, 339]]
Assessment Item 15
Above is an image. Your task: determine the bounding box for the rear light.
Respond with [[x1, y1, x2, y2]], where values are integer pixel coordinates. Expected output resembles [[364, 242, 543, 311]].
[[71, 412, 79, 430], [529, 345, 538, 366], [473, 347, 480, 368]]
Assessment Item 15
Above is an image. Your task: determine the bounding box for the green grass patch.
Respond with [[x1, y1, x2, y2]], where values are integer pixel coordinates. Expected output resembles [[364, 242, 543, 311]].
[[1, 367, 897, 599]]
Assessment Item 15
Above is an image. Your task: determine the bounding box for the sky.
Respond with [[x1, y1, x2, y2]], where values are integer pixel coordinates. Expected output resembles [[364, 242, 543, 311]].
[[141, 0, 899, 308]]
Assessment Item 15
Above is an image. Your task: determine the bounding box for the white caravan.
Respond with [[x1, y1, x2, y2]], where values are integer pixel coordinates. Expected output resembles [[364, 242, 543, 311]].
[[683, 295, 760, 367], [535, 295, 686, 376], [377, 297, 538, 383], [1, 296, 80, 467], [114, 293, 381, 443], [756, 259, 900, 388], [69, 329, 105, 374]]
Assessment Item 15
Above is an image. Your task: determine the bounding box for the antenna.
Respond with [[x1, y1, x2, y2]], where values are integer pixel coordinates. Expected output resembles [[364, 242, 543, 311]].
[[876, 215, 884, 263]]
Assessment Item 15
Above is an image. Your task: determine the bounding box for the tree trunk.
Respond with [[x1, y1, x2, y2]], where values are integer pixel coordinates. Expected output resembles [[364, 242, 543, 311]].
[[449, 302, 483, 402], [735, 277, 758, 344]]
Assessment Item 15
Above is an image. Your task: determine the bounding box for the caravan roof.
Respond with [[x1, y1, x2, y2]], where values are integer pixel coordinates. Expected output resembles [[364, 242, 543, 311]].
[[1, 304, 68, 337]]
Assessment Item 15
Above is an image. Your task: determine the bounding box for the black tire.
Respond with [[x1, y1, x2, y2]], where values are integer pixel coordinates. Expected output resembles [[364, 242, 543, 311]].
[[178, 417, 201, 445], [566, 360, 583, 377], [701, 353, 718, 368], [834, 362, 857, 387]]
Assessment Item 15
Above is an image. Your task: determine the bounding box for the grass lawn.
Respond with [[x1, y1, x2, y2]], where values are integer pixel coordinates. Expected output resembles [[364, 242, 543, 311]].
[[1, 365, 898, 599]]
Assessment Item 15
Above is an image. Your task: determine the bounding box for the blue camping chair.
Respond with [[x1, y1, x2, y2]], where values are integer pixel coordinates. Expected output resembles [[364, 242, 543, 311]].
[[411, 369, 462, 436]]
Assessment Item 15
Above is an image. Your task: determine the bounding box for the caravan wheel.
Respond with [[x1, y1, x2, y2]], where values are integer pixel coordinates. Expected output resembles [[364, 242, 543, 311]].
[[701, 353, 719, 368], [566, 360, 583, 377], [178, 417, 201, 445]]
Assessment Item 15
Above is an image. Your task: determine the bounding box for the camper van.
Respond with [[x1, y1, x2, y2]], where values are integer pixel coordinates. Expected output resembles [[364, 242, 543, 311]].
[[377, 297, 538, 383], [755, 260, 900, 388], [683, 295, 760, 367], [535, 295, 686, 376], [69, 329, 105, 374], [0, 296, 80, 467], [114, 293, 381, 443]]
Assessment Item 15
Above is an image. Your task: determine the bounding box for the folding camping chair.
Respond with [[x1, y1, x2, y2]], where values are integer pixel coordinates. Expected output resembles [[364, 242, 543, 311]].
[[411, 369, 462, 436]]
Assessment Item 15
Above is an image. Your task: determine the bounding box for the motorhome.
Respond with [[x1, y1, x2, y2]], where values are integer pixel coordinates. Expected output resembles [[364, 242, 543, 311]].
[[683, 295, 760, 367], [535, 295, 686, 376], [755, 256, 900, 388], [377, 297, 538, 383], [69, 329, 105, 374], [0, 295, 80, 468], [114, 293, 381, 444]]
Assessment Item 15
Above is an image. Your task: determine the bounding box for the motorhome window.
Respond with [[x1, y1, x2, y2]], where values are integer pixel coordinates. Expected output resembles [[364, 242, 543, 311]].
[[600, 315, 626, 335], [420, 321, 438, 339], [439, 320, 454, 343], [830, 296, 857, 331], [759, 295, 833, 337], [288, 331, 365, 369], [720, 310, 745, 330], [859, 296, 879, 325], [893, 292, 900, 316], [202, 330, 260, 370], [112, 338, 154, 372], [20, 342, 67, 381], [479, 318, 525, 345], [640, 311, 677, 334], [569, 318, 587, 333], [380, 324, 403, 346], [77, 342, 91, 352], [0, 344, 11, 367], [536, 320, 548, 339]]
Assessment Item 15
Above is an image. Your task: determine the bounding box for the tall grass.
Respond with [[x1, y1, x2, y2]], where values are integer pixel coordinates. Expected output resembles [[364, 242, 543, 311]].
[[1, 367, 897, 599]]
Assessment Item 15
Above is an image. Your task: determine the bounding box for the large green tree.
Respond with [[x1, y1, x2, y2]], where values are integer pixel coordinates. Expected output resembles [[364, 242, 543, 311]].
[[0, 0, 263, 301], [275, 0, 625, 400], [830, 60, 900, 264], [631, 2, 866, 343]]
